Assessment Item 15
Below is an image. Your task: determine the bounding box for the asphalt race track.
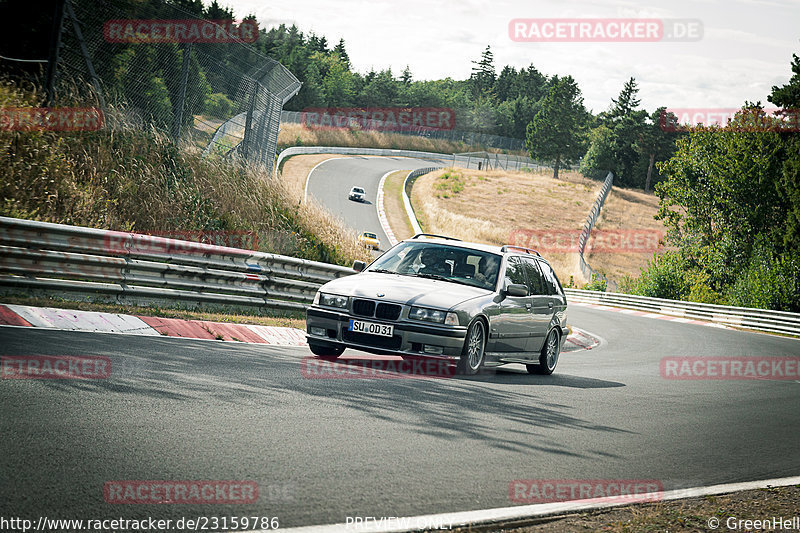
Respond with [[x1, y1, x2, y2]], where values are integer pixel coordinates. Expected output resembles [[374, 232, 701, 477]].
[[2, 157, 800, 529], [305, 156, 442, 250]]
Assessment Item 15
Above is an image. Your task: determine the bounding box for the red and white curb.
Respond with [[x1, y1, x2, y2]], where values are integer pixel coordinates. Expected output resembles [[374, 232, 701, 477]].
[[270, 475, 800, 533], [0, 304, 307, 346], [0, 303, 600, 353], [563, 325, 603, 351], [571, 301, 731, 329]]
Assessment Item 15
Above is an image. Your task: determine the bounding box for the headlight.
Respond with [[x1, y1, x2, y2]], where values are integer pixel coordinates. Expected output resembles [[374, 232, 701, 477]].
[[318, 293, 348, 309], [409, 307, 459, 325]]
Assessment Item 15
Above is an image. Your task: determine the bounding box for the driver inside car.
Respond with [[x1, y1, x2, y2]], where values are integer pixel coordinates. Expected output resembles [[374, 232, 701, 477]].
[[418, 247, 451, 276], [475, 255, 500, 288]]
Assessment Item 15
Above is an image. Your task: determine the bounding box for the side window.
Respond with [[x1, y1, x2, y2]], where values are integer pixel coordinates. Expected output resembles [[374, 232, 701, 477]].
[[538, 261, 563, 296], [503, 256, 528, 290], [521, 257, 547, 295]]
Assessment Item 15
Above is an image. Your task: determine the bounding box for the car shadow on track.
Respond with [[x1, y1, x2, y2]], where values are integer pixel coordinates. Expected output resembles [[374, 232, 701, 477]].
[[466, 367, 625, 389], [5, 329, 633, 458]]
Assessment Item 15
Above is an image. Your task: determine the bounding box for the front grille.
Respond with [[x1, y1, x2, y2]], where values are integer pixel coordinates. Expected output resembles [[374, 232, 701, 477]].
[[352, 299, 376, 317], [375, 303, 401, 320], [343, 330, 402, 350]]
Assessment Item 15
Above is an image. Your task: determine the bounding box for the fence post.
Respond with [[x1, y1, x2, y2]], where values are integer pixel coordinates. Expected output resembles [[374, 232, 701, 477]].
[[240, 80, 257, 161], [45, 0, 67, 107], [171, 42, 193, 144], [64, 0, 106, 110]]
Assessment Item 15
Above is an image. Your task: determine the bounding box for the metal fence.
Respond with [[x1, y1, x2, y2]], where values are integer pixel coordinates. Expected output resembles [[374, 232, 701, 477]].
[[564, 289, 800, 336], [578, 171, 617, 291], [51, 0, 300, 174], [280, 110, 526, 152], [274, 146, 543, 179], [2, 216, 798, 336]]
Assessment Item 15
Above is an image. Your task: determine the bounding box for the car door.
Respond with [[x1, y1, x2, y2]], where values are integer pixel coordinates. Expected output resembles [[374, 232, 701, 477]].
[[538, 259, 567, 321], [521, 257, 552, 352], [488, 256, 535, 353]]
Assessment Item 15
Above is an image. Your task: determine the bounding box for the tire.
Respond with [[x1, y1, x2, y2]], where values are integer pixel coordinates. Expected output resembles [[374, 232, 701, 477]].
[[457, 320, 486, 375], [527, 329, 560, 375], [308, 342, 344, 358]]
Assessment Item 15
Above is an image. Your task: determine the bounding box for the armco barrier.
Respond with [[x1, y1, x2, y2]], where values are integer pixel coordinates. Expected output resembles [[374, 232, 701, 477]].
[[402, 167, 442, 234], [0, 216, 352, 313], [578, 171, 616, 291], [565, 289, 800, 336], [1, 216, 797, 336]]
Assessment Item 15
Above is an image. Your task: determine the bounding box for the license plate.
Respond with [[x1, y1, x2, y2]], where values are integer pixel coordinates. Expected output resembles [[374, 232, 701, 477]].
[[348, 319, 394, 337]]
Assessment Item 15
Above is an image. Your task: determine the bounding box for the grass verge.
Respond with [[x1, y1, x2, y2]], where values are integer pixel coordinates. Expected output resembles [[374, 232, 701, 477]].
[[382, 170, 415, 242], [408, 166, 665, 286], [0, 81, 370, 268], [488, 485, 800, 533], [278, 122, 524, 155]]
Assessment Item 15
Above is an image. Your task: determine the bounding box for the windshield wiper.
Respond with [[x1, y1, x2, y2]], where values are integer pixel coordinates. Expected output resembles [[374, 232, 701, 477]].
[[368, 268, 399, 274], [410, 273, 451, 281]]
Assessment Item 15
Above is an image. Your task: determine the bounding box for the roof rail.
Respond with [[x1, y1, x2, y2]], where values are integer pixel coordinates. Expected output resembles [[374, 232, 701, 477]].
[[501, 244, 541, 257], [410, 233, 462, 241]]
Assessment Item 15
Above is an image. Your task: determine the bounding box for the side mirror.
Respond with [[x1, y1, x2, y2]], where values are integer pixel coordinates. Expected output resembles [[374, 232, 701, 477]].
[[353, 260, 366, 272], [505, 283, 529, 297]]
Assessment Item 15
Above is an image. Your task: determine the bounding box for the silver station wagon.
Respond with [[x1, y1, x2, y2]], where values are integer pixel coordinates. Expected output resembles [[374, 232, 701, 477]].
[[305, 234, 568, 375]]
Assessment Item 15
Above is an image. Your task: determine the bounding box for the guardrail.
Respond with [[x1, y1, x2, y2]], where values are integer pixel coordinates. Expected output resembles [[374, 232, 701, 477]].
[[2, 216, 797, 337], [402, 167, 442, 234], [578, 171, 617, 291], [0, 217, 352, 314], [565, 288, 800, 336]]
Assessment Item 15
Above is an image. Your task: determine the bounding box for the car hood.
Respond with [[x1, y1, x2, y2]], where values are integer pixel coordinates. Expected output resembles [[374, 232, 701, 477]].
[[319, 272, 489, 309]]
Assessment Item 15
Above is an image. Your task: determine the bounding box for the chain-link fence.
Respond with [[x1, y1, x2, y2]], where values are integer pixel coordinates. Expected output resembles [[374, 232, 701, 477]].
[[51, 0, 300, 174]]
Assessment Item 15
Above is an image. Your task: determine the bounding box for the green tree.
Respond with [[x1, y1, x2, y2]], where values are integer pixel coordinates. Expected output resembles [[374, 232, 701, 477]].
[[525, 76, 588, 179], [469, 45, 496, 98]]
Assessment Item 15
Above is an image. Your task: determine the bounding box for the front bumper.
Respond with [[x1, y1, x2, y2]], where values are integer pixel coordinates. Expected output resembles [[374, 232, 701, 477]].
[[306, 307, 468, 358]]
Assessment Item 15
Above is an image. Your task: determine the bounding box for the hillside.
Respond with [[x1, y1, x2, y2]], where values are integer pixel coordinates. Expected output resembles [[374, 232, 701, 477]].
[[410, 167, 664, 286], [0, 83, 371, 268]]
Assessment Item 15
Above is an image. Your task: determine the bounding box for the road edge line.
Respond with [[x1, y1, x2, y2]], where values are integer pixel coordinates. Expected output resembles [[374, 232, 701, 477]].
[[376, 170, 399, 247], [268, 476, 800, 533]]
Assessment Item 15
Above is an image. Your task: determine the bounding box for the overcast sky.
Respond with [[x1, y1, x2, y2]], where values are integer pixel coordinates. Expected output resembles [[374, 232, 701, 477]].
[[227, 0, 799, 114]]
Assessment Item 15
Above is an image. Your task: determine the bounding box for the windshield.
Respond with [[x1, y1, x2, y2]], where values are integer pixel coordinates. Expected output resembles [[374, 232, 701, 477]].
[[368, 241, 501, 290]]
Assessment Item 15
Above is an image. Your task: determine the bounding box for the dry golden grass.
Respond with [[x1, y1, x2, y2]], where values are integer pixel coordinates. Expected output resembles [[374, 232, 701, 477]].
[[277, 122, 522, 155], [0, 81, 372, 270], [586, 186, 667, 282], [410, 168, 601, 282], [382, 170, 415, 241], [408, 168, 663, 285]]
